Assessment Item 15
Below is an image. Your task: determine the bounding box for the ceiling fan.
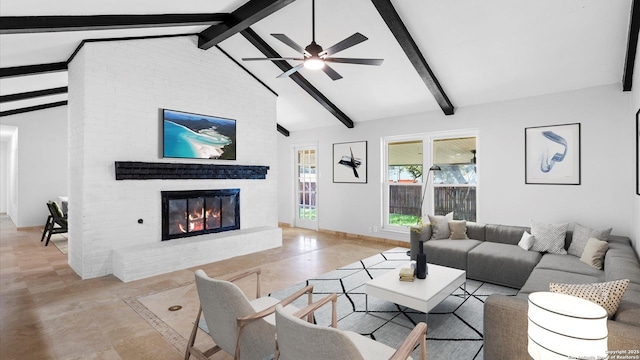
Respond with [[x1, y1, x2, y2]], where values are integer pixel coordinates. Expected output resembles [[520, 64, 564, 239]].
[[242, 0, 383, 80]]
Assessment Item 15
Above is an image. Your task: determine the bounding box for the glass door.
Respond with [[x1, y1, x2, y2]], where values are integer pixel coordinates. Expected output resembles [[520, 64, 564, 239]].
[[295, 146, 318, 230]]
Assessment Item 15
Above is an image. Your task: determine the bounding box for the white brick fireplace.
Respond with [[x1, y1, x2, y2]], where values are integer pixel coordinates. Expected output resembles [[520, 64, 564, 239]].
[[67, 36, 281, 282]]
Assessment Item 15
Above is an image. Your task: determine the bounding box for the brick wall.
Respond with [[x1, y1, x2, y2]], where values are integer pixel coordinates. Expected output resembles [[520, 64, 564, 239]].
[[67, 36, 279, 280]]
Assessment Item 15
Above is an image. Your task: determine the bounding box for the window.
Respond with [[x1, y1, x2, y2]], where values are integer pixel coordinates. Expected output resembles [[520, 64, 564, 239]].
[[433, 137, 477, 221], [383, 132, 478, 231], [384, 138, 423, 229]]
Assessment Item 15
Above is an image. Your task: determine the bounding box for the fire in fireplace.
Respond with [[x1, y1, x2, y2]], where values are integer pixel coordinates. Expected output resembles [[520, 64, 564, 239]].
[[161, 189, 240, 241]]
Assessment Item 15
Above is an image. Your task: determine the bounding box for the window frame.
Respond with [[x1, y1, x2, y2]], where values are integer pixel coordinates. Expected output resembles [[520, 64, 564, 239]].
[[381, 130, 479, 233]]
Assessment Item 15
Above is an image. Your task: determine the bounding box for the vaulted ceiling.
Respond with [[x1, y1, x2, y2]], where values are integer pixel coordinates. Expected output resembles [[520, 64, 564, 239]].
[[1, 0, 637, 133]]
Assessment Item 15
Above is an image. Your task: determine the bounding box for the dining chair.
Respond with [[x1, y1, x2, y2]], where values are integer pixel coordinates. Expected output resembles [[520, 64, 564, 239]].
[[41, 201, 68, 246]]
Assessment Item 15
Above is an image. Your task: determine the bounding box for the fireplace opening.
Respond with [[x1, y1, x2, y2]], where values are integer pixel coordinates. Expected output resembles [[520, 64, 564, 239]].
[[162, 189, 240, 241]]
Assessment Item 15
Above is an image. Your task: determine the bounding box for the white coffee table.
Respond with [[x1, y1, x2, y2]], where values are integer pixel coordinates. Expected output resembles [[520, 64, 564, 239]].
[[365, 263, 466, 319]]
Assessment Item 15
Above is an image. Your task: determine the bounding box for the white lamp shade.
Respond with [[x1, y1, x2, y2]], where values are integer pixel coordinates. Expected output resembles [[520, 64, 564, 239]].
[[528, 292, 608, 360]]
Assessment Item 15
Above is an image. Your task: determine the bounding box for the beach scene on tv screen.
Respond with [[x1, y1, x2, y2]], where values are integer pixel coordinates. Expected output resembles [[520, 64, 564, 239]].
[[163, 109, 236, 160]]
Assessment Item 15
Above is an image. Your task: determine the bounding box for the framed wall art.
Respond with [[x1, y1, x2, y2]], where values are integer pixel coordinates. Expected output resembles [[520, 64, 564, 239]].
[[525, 123, 581, 185], [333, 141, 367, 183]]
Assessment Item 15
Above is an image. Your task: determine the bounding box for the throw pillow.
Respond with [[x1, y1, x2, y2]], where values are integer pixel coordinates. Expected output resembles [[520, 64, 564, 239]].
[[428, 212, 454, 240], [549, 279, 630, 318], [518, 231, 535, 250], [567, 223, 612, 257], [449, 220, 468, 240], [579, 238, 609, 270], [529, 221, 568, 255]]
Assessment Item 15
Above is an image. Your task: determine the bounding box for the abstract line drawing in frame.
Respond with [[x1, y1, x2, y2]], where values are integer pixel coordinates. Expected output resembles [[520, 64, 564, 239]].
[[636, 109, 639, 195], [333, 141, 367, 183], [525, 123, 581, 185]]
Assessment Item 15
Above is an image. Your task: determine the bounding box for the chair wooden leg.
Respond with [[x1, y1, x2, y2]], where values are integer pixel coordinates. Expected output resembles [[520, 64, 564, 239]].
[[41, 216, 52, 242], [185, 308, 202, 360], [45, 227, 54, 246]]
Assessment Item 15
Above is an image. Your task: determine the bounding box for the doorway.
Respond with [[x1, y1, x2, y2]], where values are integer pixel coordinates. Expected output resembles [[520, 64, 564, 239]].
[[294, 146, 317, 230]]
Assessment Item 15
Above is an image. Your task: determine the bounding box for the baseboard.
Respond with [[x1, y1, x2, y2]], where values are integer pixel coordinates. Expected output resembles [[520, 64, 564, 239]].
[[317, 228, 408, 247], [17, 225, 42, 231]]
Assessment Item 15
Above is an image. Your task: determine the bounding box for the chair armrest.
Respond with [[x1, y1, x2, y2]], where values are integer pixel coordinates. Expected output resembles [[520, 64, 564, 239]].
[[234, 284, 314, 360], [237, 285, 315, 326], [389, 322, 427, 360], [291, 293, 338, 327], [227, 268, 262, 298]]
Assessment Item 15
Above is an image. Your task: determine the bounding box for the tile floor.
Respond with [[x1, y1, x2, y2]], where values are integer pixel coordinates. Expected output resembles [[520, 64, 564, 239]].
[[0, 215, 396, 359]]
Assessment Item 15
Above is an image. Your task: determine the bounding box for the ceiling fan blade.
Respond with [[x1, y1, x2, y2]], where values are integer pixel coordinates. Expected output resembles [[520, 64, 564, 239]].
[[271, 34, 309, 56], [319, 33, 368, 57], [242, 57, 304, 61], [321, 64, 343, 81], [277, 63, 305, 78], [324, 57, 384, 66]]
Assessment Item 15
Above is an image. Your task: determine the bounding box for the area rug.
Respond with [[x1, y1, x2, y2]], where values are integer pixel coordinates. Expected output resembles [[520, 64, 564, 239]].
[[125, 248, 518, 359], [49, 234, 68, 254]]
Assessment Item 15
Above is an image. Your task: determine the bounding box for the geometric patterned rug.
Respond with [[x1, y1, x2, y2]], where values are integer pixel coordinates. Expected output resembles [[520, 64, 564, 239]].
[[268, 248, 519, 360], [124, 247, 518, 359]]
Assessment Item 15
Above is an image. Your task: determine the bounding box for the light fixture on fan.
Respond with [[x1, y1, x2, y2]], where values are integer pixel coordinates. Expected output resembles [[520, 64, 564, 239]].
[[242, 0, 383, 80]]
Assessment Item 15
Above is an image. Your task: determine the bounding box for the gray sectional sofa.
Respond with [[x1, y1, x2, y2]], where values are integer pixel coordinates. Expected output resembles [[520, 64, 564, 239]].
[[410, 222, 640, 359]]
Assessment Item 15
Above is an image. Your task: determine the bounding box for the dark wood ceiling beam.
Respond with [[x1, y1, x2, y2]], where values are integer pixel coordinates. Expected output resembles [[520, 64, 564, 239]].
[[241, 27, 354, 128], [623, 0, 639, 91], [0, 101, 67, 117], [0, 62, 67, 78], [0, 87, 67, 103], [0, 14, 231, 34], [370, 0, 454, 115], [277, 124, 290, 136], [198, 0, 296, 50]]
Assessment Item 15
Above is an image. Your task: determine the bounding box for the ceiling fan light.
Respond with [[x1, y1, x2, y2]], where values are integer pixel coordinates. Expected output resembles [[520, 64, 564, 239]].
[[304, 58, 325, 70]]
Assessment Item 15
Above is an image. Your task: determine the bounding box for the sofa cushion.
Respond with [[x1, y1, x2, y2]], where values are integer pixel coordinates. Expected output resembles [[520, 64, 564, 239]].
[[605, 253, 640, 285], [467, 242, 541, 289], [567, 223, 612, 257], [428, 212, 454, 240], [534, 253, 604, 278], [484, 224, 529, 245], [580, 238, 608, 269], [423, 239, 482, 270], [614, 289, 640, 327], [550, 279, 629, 318], [530, 221, 568, 255], [519, 268, 600, 295], [466, 222, 486, 241]]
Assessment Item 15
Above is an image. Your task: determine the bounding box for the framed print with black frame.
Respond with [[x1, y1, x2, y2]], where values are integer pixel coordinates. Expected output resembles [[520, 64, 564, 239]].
[[333, 141, 367, 183], [525, 123, 581, 185]]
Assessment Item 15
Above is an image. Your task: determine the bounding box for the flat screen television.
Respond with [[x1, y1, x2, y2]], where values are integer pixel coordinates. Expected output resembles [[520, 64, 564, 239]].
[[162, 108, 236, 160]]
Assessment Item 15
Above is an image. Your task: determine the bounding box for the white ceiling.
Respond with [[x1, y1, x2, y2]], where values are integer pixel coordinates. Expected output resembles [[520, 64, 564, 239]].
[[0, 0, 633, 131]]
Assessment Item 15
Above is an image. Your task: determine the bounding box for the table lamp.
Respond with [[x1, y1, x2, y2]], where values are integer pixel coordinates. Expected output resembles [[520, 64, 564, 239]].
[[527, 292, 608, 360]]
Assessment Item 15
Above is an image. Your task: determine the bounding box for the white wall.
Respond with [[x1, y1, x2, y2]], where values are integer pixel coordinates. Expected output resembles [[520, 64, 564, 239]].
[[0, 108, 68, 227], [278, 84, 635, 245], [632, 35, 640, 257], [68, 36, 279, 279]]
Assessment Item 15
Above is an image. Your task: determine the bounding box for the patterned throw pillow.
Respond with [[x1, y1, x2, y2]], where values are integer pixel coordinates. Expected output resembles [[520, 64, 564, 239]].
[[549, 279, 630, 318], [428, 212, 454, 240], [567, 223, 612, 257], [449, 220, 468, 240], [530, 221, 568, 254]]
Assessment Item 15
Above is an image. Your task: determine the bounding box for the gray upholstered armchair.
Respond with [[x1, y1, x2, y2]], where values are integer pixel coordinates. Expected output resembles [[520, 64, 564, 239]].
[[185, 269, 314, 360], [274, 293, 428, 360]]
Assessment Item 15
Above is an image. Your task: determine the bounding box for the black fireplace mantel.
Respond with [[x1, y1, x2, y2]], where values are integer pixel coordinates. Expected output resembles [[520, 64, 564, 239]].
[[115, 161, 269, 180]]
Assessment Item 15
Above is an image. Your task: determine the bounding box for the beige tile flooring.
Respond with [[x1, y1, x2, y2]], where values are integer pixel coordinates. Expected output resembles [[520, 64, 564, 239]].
[[0, 215, 397, 359]]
